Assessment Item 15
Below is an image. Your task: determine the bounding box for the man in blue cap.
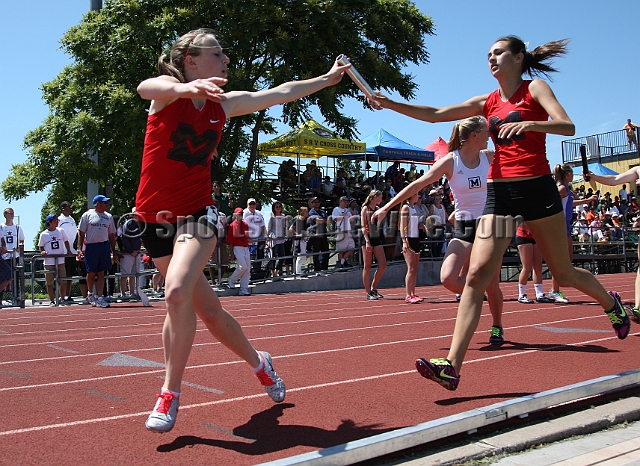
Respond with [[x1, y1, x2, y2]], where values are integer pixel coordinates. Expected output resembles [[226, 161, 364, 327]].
[[38, 214, 72, 306], [77, 195, 117, 308]]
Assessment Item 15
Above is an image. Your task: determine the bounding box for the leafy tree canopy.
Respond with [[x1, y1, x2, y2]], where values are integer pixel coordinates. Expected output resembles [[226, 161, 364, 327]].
[[2, 0, 433, 224]]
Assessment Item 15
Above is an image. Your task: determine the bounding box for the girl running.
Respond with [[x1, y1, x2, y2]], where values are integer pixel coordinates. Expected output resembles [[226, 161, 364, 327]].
[[136, 28, 349, 431], [371, 35, 630, 391]]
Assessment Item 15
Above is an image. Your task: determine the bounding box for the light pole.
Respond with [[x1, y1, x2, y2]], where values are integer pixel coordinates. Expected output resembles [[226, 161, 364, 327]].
[[86, 0, 102, 209]]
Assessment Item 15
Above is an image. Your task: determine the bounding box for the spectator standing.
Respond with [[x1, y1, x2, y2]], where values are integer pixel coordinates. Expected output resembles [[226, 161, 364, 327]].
[[38, 215, 72, 306], [118, 209, 143, 299], [619, 184, 629, 216], [77, 195, 117, 308], [58, 201, 85, 303], [308, 196, 330, 272], [267, 202, 288, 279], [515, 222, 552, 304], [289, 206, 310, 274], [208, 199, 229, 285], [212, 181, 233, 218], [361, 190, 387, 300], [332, 196, 355, 268], [623, 119, 639, 152], [244, 198, 267, 277], [399, 192, 425, 303], [0, 208, 25, 299], [226, 208, 251, 295]]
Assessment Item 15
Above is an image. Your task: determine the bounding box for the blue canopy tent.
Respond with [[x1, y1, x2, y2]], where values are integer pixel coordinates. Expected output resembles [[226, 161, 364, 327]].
[[330, 129, 435, 164], [572, 163, 619, 183]]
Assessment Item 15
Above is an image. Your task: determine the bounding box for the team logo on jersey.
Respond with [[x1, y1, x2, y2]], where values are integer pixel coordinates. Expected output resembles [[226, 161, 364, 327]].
[[167, 123, 220, 167], [468, 176, 481, 189], [489, 111, 525, 146]]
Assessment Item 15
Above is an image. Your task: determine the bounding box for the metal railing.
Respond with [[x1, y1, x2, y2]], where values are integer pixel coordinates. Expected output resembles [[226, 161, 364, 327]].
[[562, 128, 639, 164]]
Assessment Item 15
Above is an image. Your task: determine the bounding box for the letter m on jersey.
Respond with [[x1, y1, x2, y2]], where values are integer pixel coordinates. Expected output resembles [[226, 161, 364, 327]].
[[167, 123, 220, 167], [468, 176, 481, 189]]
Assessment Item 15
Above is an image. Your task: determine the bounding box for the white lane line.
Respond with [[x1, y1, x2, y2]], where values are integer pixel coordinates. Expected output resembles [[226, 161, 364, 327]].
[[1, 325, 632, 393], [0, 371, 412, 437], [0, 313, 604, 366]]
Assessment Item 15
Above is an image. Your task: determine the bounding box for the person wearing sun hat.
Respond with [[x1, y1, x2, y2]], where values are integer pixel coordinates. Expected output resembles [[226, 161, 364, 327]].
[[38, 214, 72, 306]]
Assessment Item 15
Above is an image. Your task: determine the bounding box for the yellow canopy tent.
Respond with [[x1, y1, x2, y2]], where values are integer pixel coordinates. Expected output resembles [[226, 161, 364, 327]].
[[257, 118, 366, 158]]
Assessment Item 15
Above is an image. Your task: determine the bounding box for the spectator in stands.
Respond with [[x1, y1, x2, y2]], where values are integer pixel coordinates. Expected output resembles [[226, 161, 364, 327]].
[[620, 184, 629, 216], [227, 208, 251, 295], [289, 206, 309, 274], [385, 161, 399, 184], [392, 168, 405, 192], [38, 214, 72, 306], [58, 201, 85, 303], [302, 163, 315, 186], [332, 196, 355, 268], [332, 178, 347, 200], [307, 168, 323, 192], [322, 176, 335, 197], [361, 190, 387, 300], [267, 202, 288, 279], [335, 168, 347, 186], [244, 198, 267, 277], [118, 208, 143, 299], [212, 181, 233, 218], [623, 119, 639, 152], [383, 179, 396, 199], [77, 195, 117, 308], [307, 196, 330, 272]]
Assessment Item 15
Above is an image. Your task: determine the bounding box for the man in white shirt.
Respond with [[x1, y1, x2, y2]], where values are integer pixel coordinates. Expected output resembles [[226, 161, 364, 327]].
[[78, 195, 117, 308], [243, 198, 267, 276], [39, 214, 72, 306], [331, 196, 355, 267], [58, 201, 86, 303], [0, 207, 25, 297]]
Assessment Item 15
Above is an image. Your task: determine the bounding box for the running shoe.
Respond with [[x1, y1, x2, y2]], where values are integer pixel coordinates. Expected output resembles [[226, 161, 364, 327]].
[[411, 294, 424, 303], [371, 290, 384, 299], [455, 294, 461, 302], [255, 351, 286, 403], [405, 295, 421, 304], [518, 294, 534, 304], [96, 296, 110, 308], [415, 357, 460, 391], [146, 392, 180, 433], [536, 294, 554, 303], [87, 292, 96, 307], [630, 307, 640, 324], [606, 291, 630, 340], [366, 292, 378, 300], [49, 300, 56, 307], [489, 326, 504, 345], [549, 290, 569, 303]]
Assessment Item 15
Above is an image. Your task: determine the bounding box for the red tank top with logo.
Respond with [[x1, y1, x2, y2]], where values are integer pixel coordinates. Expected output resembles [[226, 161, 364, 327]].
[[136, 98, 226, 223], [483, 80, 550, 179]]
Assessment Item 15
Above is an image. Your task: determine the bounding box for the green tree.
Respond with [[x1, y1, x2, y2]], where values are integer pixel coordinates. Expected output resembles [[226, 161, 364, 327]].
[[2, 0, 433, 220]]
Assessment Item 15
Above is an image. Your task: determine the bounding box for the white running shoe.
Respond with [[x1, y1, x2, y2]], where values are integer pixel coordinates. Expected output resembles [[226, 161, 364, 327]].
[[518, 294, 534, 304], [96, 296, 110, 308], [146, 392, 180, 433], [87, 292, 96, 307], [549, 290, 569, 303], [255, 351, 286, 403]]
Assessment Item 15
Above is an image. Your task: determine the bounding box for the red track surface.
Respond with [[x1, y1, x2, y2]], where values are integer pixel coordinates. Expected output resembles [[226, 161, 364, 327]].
[[1, 274, 639, 465]]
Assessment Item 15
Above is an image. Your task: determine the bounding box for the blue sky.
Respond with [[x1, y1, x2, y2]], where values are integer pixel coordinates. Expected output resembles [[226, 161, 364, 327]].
[[2, 0, 639, 244]]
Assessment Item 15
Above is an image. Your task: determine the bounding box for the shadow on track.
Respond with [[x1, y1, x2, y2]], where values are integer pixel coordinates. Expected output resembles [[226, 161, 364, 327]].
[[157, 403, 405, 455]]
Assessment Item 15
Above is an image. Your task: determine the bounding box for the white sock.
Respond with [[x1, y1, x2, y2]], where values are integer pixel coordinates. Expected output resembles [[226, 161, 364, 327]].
[[253, 354, 265, 372], [518, 284, 527, 296], [534, 284, 544, 298]]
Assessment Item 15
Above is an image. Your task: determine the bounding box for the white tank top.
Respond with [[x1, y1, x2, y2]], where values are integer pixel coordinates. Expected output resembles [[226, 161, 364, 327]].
[[408, 205, 420, 238], [449, 149, 490, 220]]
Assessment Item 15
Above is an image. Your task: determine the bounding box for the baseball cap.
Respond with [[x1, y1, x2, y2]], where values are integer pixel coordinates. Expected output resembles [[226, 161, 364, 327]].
[[45, 214, 57, 224], [93, 195, 110, 204], [429, 188, 439, 195], [247, 198, 256, 205], [233, 207, 244, 214], [339, 196, 349, 202]]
